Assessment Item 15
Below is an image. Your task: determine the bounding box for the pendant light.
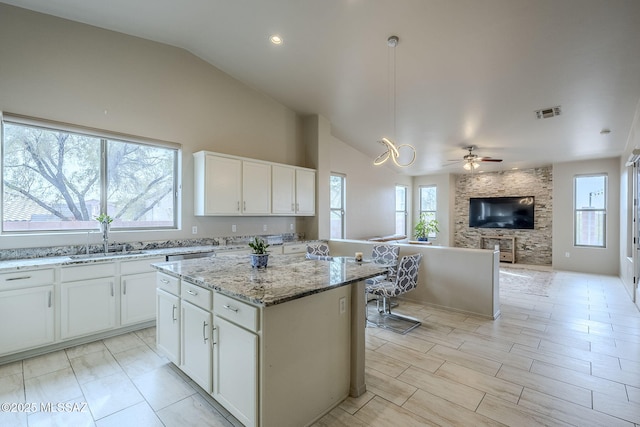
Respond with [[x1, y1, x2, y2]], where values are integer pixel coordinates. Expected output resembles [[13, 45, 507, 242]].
[[374, 35, 416, 167]]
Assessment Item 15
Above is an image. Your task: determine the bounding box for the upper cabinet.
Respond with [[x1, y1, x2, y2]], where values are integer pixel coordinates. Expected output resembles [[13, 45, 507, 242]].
[[194, 151, 314, 217]]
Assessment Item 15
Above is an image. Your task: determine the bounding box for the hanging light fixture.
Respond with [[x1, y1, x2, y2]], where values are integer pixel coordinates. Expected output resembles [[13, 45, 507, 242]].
[[463, 160, 480, 171], [374, 35, 416, 168]]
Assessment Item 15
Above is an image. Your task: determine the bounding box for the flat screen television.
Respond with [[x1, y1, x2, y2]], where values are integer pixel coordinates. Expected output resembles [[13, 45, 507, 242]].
[[469, 196, 535, 229]]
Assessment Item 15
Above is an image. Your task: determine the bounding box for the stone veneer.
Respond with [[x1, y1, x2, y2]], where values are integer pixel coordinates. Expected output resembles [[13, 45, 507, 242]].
[[454, 166, 552, 265], [0, 233, 304, 261]]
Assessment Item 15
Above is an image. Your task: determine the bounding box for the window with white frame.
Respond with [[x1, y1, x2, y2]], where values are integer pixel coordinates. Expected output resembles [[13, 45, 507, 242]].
[[574, 174, 607, 247], [419, 185, 437, 238], [395, 185, 407, 236], [1, 115, 179, 232], [330, 174, 345, 239]]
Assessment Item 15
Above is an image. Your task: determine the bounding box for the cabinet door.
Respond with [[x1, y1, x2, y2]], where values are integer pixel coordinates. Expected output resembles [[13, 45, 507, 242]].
[[295, 168, 316, 215], [156, 289, 180, 364], [213, 316, 258, 427], [61, 278, 116, 340], [0, 285, 54, 356], [271, 165, 296, 214], [242, 161, 271, 214], [203, 154, 242, 215], [121, 272, 157, 325], [181, 300, 212, 392]]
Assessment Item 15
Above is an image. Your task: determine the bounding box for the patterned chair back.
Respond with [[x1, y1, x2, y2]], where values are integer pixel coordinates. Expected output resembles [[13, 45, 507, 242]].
[[306, 243, 332, 260], [371, 244, 399, 265], [394, 253, 422, 294]]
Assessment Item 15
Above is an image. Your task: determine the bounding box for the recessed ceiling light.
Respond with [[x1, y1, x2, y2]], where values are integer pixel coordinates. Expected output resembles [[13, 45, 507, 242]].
[[269, 35, 283, 45], [512, 167, 519, 170]]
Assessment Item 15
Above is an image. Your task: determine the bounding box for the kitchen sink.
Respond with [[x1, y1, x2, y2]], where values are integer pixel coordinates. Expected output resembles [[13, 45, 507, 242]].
[[69, 250, 147, 259]]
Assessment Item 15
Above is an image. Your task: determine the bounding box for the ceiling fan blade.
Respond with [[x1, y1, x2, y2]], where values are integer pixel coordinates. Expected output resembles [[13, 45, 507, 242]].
[[478, 157, 503, 162]]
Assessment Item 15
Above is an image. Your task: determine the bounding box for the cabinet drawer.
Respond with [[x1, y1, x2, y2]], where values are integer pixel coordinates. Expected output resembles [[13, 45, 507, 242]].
[[282, 243, 306, 254], [500, 252, 513, 262], [121, 257, 164, 275], [61, 263, 116, 282], [214, 292, 259, 332], [0, 269, 55, 288], [157, 273, 180, 295], [182, 281, 212, 311]]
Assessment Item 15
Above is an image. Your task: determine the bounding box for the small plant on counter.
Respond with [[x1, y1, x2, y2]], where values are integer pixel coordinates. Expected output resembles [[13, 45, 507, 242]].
[[248, 237, 270, 254], [95, 213, 113, 225]]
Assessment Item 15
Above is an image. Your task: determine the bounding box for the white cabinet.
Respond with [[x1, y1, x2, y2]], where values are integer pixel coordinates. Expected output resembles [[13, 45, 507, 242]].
[[194, 150, 315, 217], [121, 257, 165, 326], [295, 168, 316, 215], [213, 315, 258, 427], [156, 289, 180, 364], [272, 165, 315, 216], [0, 280, 55, 356], [60, 277, 116, 339], [194, 152, 242, 215], [243, 161, 271, 214], [181, 300, 213, 393]]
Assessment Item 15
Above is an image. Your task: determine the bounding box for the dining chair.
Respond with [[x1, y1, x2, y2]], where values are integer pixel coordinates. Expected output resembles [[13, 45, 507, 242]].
[[305, 242, 333, 260], [365, 253, 422, 334]]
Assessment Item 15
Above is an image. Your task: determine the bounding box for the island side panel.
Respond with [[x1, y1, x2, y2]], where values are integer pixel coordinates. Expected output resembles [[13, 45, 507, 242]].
[[260, 285, 351, 427], [350, 279, 366, 397]]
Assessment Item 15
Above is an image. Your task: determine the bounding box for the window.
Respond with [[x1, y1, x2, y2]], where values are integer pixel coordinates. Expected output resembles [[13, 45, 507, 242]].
[[419, 185, 437, 238], [330, 174, 345, 239], [2, 115, 179, 232], [395, 185, 407, 236], [574, 174, 607, 247]]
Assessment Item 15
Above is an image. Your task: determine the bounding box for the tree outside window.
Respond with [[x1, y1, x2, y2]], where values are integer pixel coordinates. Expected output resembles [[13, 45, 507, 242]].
[[2, 118, 178, 232]]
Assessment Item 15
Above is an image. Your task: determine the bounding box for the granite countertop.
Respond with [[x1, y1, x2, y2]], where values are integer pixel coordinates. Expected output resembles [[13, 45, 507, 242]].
[[0, 244, 252, 273], [152, 254, 388, 306]]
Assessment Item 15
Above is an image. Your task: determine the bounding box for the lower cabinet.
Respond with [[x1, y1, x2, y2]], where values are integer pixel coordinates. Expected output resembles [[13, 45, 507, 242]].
[[180, 300, 213, 393], [121, 271, 157, 325], [60, 277, 116, 339], [213, 315, 258, 427], [156, 288, 180, 364], [0, 285, 55, 355]]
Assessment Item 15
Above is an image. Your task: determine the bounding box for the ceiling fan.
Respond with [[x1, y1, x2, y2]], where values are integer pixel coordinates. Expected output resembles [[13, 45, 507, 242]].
[[449, 146, 503, 170]]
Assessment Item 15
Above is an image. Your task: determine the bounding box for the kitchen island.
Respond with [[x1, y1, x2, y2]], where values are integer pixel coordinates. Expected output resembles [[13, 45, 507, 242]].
[[152, 253, 387, 427]]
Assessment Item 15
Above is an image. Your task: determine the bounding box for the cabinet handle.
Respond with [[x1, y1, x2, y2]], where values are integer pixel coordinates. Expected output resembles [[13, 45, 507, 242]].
[[110, 283, 114, 297], [202, 321, 209, 343], [243, 201, 247, 211], [123, 282, 127, 295], [160, 278, 170, 284], [237, 201, 240, 211], [212, 326, 217, 346], [223, 304, 239, 313], [172, 304, 177, 322], [47, 291, 52, 308], [7, 275, 32, 281], [187, 289, 198, 296], [296, 202, 299, 212], [291, 203, 295, 211]]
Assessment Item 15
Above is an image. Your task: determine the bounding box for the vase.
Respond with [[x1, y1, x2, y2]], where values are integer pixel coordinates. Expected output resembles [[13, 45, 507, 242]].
[[250, 253, 269, 269]]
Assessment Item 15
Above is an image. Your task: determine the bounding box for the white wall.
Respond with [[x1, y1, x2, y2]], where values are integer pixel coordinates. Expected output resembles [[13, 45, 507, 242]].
[[412, 173, 455, 246], [553, 157, 620, 275], [329, 137, 412, 240], [0, 4, 307, 249]]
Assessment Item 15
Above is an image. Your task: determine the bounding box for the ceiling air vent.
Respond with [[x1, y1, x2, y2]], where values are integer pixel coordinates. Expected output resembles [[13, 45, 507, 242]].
[[535, 106, 561, 119]]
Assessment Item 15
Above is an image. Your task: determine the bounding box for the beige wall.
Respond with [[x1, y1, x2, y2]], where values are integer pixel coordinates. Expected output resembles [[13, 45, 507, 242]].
[[0, 4, 307, 249], [329, 137, 412, 240], [552, 157, 620, 275]]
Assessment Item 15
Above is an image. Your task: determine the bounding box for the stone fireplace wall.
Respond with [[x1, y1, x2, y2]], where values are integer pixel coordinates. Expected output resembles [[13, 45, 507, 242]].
[[454, 166, 553, 265]]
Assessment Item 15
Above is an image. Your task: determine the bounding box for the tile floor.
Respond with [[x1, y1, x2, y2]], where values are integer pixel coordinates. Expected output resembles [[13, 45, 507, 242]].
[[1, 268, 639, 426]]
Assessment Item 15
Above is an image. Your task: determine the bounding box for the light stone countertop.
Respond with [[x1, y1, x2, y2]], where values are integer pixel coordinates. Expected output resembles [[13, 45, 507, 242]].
[[0, 244, 252, 273], [152, 253, 388, 306]]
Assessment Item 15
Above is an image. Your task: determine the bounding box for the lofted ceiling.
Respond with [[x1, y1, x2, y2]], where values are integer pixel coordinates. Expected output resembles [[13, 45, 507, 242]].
[[3, 0, 640, 175]]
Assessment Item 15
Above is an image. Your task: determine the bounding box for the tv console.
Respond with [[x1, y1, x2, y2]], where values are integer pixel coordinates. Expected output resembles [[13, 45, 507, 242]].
[[480, 235, 515, 263]]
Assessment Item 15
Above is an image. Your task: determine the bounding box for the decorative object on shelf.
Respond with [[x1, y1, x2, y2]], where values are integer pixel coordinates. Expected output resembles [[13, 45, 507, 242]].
[[414, 213, 439, 241], [248, 236, 270, 268], [373, 35, 416, 168]]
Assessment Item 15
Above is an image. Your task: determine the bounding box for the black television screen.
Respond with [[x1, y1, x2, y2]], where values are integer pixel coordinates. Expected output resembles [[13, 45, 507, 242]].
[[469, 196, 535, 229]]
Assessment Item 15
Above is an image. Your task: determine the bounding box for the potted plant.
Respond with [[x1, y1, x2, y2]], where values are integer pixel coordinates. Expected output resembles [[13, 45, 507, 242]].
[[414, 213, 439, 241], [95, 213, 113, 232], [248, 236, 270, 268]]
